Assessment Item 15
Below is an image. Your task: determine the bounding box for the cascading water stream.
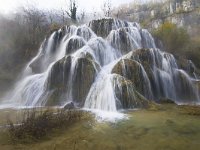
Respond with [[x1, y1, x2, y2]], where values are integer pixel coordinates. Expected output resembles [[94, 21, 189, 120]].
[[0, 18, 199, 117]]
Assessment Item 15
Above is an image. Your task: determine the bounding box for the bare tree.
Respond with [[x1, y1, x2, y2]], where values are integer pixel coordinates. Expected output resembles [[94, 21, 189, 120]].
[[80, 9, 86, 22], [66, 0, 78, 22], [22, 6, 48, 45], [60, 8, 66, 25], [102, 0, 112, 17]]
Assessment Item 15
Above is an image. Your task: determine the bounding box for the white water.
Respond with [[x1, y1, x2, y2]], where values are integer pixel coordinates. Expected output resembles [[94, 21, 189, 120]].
[[0, 18, 199, 120]]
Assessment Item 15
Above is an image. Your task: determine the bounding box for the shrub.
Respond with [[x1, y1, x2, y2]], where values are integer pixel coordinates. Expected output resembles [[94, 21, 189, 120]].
[[7, 109, 89, 142], [153, 22, 189, 54]]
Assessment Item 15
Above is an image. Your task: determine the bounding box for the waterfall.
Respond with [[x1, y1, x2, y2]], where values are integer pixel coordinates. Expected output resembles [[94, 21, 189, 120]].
[[0, 18, 199, 112]]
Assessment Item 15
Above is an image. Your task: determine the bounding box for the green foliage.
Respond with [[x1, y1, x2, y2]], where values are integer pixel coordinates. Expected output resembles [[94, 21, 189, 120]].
[[153, 22, 189, 54]]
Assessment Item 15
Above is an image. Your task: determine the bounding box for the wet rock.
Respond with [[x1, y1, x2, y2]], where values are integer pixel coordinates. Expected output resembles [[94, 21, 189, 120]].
[[112, 75, 153, 109], [76, 26, 94, 41], [109, 28, 134, 54], [112, 59, 152, 99], [173, 70, 198, 102], [194, 80, 200, 96], [176, 57, 197, 78], [46, 56, 72, 91], [89, 18, 114, 37], [72, 57, 100, 106], [158, 98, 176, 104], [124, 49, 159, 95], [45, 54, 100, 106], [125, 48, 162, 69], [66, 37, 86, 55], [45, 56, 72, 106], [64, 102, 75, 110], [29, 54, 44, 73]]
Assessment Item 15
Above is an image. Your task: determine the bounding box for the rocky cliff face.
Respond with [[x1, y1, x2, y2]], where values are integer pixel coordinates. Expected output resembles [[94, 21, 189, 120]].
[[115, 0, 200, 31]]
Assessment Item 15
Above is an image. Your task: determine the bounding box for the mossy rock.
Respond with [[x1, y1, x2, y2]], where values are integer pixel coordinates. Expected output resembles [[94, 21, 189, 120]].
[[124, 49, 157, 83], [176, 57, 196, 77], [112, 59, 152, 99], [125, 48, 161, 69], [46, 56, 72, 91], [112, 75, 154, 109], [89, 18, 114, 37], [76, 26, 94, 41], [158, 98, 176, 104], [72, 57, 100, 106], [173, 70, 198, 102], [45, 54, 100, 106], [109, 28, 133, 54], [65, 36, 86, 55]]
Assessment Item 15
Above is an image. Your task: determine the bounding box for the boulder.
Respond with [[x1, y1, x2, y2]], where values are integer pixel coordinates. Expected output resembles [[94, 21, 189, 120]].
[[158, 98, 176, 104], [124, 48, 164, 98], [64, 102, 75, 110], [66, 37, 86, 55], [112, 59, 152, 99], [125, 48, 159, 68], [109, 28, 133, 54], [76, 26, 94, 41], [112, 75, 153, 109], [72, 57, 100, 106], [173, 70, 199, 102], [89, 18, 114, 37], [176, 57, 197, 78], [45, 54, 100, 106], [46, 56, 72, 91]]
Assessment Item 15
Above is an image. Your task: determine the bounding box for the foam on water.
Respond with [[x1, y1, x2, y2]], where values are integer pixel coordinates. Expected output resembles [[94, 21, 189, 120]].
[[84, 108, 128, 122]]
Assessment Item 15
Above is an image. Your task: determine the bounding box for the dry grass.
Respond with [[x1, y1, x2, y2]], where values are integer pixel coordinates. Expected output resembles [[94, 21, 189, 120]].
[[178, 105, 200, 116], [7, 108, 89, 142]]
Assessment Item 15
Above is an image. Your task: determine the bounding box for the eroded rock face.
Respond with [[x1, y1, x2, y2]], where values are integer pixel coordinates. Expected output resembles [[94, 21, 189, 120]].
[[64, 101, 75, 110], [45, 56, 72, 106], [89, 18, 114, 37], [112, 75, 152, 109], [72, 57, 99, 106], [47, 56, 72, 91], [126, 48, 161, 69], [45, 54, 99, 106], [112, 59, 152, 98], [124, 49, 158, 90], [176, 57, 197, 78], [108, 28, 134, 54], [173, 70, 199, 102], [65, 37, 86, 55]]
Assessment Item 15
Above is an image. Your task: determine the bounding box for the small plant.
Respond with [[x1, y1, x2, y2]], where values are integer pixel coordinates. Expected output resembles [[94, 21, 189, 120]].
[[7, 108, 89, 142]]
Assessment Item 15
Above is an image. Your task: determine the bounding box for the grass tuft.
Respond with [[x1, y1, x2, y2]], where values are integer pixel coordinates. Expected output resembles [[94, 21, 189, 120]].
[[7, 108, 89, 142]]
